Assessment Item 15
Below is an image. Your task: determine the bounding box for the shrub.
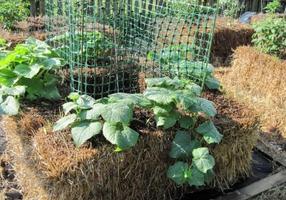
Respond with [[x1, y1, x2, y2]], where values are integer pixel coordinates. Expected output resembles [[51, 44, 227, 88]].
[[264, 0, 282, 14], [252, 16, 286, 58], [0, 0, 29, 30]]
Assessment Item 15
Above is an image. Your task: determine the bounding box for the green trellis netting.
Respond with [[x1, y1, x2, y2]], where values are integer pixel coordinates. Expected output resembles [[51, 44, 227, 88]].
[[45, 0, 217, 98]]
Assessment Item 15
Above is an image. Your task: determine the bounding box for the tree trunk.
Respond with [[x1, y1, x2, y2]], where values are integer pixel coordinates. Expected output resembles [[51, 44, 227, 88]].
[[39, 0, 45, 16], [30, 0, 37, 17]]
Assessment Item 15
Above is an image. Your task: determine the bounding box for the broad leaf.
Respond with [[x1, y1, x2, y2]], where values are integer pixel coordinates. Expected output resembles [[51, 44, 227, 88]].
[[71, 121, 102, 147], [14, 64, 42, 79], [68, 92, 80, 101], [0, 96, 19, 116], [167, 162, 191, 185], [169, 131, 200, 159], [196, 121, 223, 144], [42, 84, 61, 100], [79, 103, 106, 120], [144, 87, 174, 105], [0, 68, 18, 86], [42, 58, 62, 70], [155, 112, 179, 129], [63, 102, 78, 115], [185, 83, 202, 96], [191, 98, 217, 117], [192, 147, 215, 173], [53, 114, 77, 132], [205, 77, 220, 90], [102, 102, 132, 124], [76, 95, 96, 109], [0, 86, 26, 96], [109, 93, 152, 108], [179, 116, 195, 129], [103, 122, 139, 149], [188, 166, 205, 187], [153, 105, 172, 115]]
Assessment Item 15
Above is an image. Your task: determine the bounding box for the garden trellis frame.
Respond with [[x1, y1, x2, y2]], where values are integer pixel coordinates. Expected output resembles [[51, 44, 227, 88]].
[[45, 0, 217, 98]]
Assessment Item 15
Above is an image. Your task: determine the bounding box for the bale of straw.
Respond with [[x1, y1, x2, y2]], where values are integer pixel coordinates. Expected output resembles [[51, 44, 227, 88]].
[[211, 18, 254, 67], [1, 92, 258, 200], [220, 46, 286, 137]]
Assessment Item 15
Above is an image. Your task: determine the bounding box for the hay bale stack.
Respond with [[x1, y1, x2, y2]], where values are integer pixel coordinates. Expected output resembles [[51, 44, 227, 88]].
[[1, 92, 258, 200], [221, 46, 286, 137], [211, 18, 254, 67]]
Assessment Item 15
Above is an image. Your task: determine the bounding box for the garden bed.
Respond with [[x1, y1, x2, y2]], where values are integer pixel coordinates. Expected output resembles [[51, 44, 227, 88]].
[[0, 90, 258, 200]]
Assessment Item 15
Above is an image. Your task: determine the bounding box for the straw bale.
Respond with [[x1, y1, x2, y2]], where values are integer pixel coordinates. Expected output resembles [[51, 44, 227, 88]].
[[1, 91, 258, 199], [211, 18, 254, 67], [220, 46, 286, 137]]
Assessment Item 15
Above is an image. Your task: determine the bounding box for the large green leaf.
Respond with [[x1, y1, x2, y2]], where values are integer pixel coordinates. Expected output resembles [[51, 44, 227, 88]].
[[178, 116, 195, 129], [102, 122, 139, 149], [167, 161, 191, 185], [63, 102, 78, 115], [188, 166, 205, 187], [76, 95, 96, 109], [0, 68, 18, 86], [191, 98, 217, 117], [144, 87, 174, 105], [174, 92, 195, 111], [185, 83, 202, 96], [196, 121, 223, 144], [42, 58, 62, 70], [0, 96, 19, 116], [68, 92, 80, 101], [42, 84, 61, 100], [109, 93, 152, 108], [153, 105, 172, 116], [79, 103, 106, 120], [192, 147, 215, 173], [0, 86, 26, 96], [102, 102, 133, 124], [155, 112, 179, 129], [205, 77, 220, 90], [71, 121, 102, 147], [53, 114, 77, 132], [13, 64, 42, 79], [169, 131, 200, 159]]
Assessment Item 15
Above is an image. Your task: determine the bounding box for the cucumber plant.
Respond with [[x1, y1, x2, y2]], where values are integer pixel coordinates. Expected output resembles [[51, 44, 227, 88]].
[[54, 77, 222, 186], [147, 45, 220, 90], [0, 38, 64, 115], [49, 31, 114, 61]]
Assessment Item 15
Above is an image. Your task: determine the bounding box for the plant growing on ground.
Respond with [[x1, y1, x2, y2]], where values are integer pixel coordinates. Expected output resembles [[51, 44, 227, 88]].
[[148, 45, 220, 90], [0, 38, 63, 115], [49, 31, 114, 61], [265, 0, 281, 14], [0, 0, 29, 30], [54, 77, 222, 186], [252, 16, 286, 58]]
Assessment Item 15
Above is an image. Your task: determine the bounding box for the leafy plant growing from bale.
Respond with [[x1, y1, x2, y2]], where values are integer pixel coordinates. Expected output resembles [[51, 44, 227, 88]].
[[0, 38, 63, 115], [148, 45, 220, 90], [48, 31, 114, 62], [54, 77, 222, 186]]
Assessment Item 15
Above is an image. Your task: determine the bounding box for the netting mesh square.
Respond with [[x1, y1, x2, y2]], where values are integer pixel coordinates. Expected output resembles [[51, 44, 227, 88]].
[[45, 0, 217, 98]]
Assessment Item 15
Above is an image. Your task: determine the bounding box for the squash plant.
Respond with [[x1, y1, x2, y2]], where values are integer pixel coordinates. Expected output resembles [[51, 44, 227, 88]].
[[0, 38, 63, 115], [54, 77, 223, 187], [147, 45, 220, 90]]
